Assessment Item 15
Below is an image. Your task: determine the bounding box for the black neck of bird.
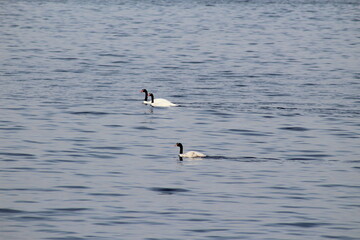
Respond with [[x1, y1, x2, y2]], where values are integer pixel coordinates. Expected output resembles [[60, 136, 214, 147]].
[[143, 90, 148, 101], [178, 144, 183, 154], [149, 94, 154, 103]]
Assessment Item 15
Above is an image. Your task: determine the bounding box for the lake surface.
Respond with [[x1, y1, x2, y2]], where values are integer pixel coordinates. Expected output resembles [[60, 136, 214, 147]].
[[1, 0, 360, 239]]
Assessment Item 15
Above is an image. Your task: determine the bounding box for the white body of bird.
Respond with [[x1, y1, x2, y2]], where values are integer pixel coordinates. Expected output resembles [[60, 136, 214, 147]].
[[179, 151, 206, 158], [148, 93, 177, 107]]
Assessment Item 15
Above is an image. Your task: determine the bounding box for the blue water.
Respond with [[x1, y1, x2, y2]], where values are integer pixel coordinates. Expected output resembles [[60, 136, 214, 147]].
[[1, 0, 360, 239]]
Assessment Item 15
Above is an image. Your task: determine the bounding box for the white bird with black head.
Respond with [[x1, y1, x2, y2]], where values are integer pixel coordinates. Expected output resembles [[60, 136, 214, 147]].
[[175, 143, 206, 158]]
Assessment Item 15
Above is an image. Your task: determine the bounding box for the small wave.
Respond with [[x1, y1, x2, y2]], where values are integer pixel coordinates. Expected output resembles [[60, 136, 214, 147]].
[[149, 187, 190, 195], [49, 208, 89, 212], [227, 128, 272, 136], [207, 155, 255, 160], [287, 153, 332, 161], [0, 152, 35, 157], [279, 127, 310, 131], [266, 222, 331, 228], [318, 184, 360, 189], [92, 146, 125, 151], [207, 156, 279, 162], [187, 228, 229, 233], [16, 216, 51, 221], [0, 188, 59, 192], [98, 53, 126, 58], [50, 57, 78, 61], [133, 126, 156, 130], [287, 157, 318, 161], [0, 126, 26, 130], [89, 193, 127, 197], [46, 159, 88, 163], [56, 185, 90, 189], [112, 60, 130, 64], [162, 66, 181, 70], [0, 208, 25, 214], [181, 61, 206, 64], [68, 111, 110, 115], [302, 83, 319, 86], [103, 124, 124, 128]]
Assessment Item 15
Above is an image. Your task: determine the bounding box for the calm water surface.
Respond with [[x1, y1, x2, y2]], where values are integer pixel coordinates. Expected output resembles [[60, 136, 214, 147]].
[[1, 0, 360, 239]]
